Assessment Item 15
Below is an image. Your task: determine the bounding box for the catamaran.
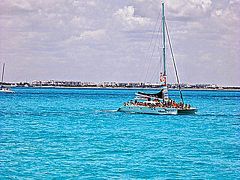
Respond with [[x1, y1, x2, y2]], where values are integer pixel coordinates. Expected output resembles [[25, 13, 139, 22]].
[[118, 1, 197, 115], [0, 63, 14, 93]]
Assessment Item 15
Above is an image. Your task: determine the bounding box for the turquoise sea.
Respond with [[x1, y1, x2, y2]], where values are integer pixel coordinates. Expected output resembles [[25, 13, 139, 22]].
[[0, 88, 239, 179]]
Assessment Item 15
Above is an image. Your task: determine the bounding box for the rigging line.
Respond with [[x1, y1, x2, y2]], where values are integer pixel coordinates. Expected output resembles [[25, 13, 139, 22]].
[[142, 25, 161, 83], [149, 58, 160, 83], [144, 24, 161, 83], [151, 42, 163, 83], [165, 20, 184, 104], [146, 11, 161, 52], [157, 36, 163, 75], [140, 10, 161, 82], [150, 60, 161, 83]]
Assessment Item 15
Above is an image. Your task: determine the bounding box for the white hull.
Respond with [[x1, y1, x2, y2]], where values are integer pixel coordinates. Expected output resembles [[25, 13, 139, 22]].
[[118, 105, 197, 115], [118, 105, 177, 115], [0, 89, 14, 93]]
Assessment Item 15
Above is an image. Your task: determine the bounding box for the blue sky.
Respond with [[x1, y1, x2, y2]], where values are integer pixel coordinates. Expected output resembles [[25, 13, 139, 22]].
[[0, 0, 239, 86]]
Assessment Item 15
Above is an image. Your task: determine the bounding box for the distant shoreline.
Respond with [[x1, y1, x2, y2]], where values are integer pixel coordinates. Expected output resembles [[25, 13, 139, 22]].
[[4, 80, 240, 91], [12, 86, 240, 91]]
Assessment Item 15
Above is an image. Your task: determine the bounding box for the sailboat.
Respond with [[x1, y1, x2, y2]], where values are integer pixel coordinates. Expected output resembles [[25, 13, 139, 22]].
[[118, 1, 197, 115], [0, 63, 14, 93]]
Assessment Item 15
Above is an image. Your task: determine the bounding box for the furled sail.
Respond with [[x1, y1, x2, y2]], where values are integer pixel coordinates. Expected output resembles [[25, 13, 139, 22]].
[[136, 89, 164, 99]]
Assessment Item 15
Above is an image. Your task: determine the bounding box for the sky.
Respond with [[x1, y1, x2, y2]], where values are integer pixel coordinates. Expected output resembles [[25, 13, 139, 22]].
[[0, 0, 239, 86]]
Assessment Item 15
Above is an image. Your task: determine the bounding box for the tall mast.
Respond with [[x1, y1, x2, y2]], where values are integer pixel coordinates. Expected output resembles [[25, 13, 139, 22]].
[[1, 63, 5, 89], [1, 63, 5, 84], [161, 1, 169, 101], [162, 1, 166, 76]]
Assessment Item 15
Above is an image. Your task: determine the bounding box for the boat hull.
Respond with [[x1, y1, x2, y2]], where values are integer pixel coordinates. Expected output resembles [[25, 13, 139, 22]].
[[177, 108, 197, 115], [118, 105, 197, 115], [0, 89, 14, 93]]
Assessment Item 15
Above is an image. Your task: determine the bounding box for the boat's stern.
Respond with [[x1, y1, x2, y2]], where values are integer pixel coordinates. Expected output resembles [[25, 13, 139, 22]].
[[177, 108, 197, 115]]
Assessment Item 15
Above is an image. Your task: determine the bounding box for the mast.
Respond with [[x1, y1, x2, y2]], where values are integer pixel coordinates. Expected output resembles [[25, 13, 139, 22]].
[[161, 1, 168, 101], [1, 63, 5, 88], [162, 1, 166, 76]]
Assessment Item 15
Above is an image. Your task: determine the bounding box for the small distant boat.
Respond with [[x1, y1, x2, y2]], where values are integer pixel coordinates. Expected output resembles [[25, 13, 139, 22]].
[[0, 63, 14, 93], [118, 1, 197, 115]]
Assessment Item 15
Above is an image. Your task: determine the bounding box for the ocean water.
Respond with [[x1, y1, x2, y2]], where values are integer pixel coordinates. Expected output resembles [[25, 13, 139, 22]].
[[0, 88, 239, 179]]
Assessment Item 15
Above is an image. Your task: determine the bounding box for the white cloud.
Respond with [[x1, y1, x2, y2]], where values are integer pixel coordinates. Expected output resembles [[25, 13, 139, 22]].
[[131, 0, 213, 20], [65, 29, 107, 46], [230, 0, 240, 4], [7, 0, 33, 11], [80, 29, 106, 40], [167, 0, 212, 18], [114, 6, 152, 30], [215, 9, 223, 16]]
